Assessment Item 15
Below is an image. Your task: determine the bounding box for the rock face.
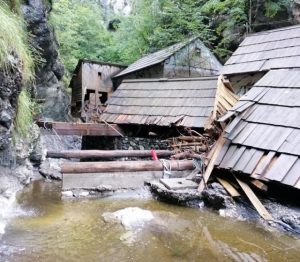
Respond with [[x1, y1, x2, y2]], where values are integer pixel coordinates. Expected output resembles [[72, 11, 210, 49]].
[[0, 55, 22, 160], [21, 0, 69, 121]]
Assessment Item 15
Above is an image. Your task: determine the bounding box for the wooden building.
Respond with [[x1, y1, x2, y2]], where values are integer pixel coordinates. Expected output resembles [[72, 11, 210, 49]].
[[213, 25, 300, 190], [69, 59, 126, 119], [101, 77, 219, 135], [113, 37, 222, 86], [216, 69, 300, 190], [222, 24, 300, 96]]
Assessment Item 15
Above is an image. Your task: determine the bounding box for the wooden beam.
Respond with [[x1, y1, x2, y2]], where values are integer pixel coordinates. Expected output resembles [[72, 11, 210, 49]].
[[47, 150, 175, 159], [216, 177, 240, 197], [37, 121, 124, 136], [235, 176, 273, 221], [198, 135, 227, 192], [61, 160, 194, 174]]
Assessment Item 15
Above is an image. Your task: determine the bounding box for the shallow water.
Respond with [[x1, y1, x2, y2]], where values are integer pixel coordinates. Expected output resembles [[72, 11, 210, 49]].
[[1, 180, 300, 262]]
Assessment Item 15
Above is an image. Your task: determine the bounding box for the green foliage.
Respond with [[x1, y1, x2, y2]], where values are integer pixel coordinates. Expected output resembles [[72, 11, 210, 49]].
[[14, 89, 37, 138], [50, 0, 112, 75], [51, 0, 294, 68], [264, 0, 292, 18], [0, 1, 35, 82]]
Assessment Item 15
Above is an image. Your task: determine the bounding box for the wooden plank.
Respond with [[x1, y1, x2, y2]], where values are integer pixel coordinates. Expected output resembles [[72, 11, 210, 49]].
[[61, 160, 194, 174], [243, 150, 264, 174], [235, 176, 273, 221], [37, 121, 124, 137], [265, 154, 298, 182], [47, 150, 175, 159], [282, 159, 300, 187], [198, 134, 227, 192], [216, 177, 240, 197], [222, 146, 247, 169], [250, 180, 268, 191], [252, 151, 276, 178]]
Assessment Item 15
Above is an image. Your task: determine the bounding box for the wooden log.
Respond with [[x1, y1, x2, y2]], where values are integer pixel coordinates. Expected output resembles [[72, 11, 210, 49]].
[[177, 136, 204, 142], [61, 160, 194, 174], [171, 151, 203, 160], [47, 150, 175, 159]]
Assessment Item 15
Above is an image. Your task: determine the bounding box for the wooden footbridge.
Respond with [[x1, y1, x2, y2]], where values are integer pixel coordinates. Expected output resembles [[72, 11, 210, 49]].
[[37, 120, 124, 136]]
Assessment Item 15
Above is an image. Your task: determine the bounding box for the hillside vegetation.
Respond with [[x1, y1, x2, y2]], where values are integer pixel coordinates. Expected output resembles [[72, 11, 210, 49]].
[[0, 1, 34, 81], [51, 0, 294, 78], [0, 1, 36, 137]]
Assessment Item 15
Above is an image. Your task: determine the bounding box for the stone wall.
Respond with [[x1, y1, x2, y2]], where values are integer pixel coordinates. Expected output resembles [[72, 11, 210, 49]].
[[116, 137, 168, 150], [82, 136, 168, 151]]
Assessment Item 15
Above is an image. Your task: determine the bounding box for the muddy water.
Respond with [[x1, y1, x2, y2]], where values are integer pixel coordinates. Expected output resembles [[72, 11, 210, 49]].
[[1, 181, 300, 262]]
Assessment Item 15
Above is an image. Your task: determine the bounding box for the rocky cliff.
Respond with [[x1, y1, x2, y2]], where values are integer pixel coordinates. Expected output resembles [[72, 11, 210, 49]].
[[21, 0, 69, 121], [0, 55, 22, 160]]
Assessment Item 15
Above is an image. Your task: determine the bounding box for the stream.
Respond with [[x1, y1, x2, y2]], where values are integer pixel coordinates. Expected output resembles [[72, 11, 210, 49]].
[[0, 180, 299, 262]]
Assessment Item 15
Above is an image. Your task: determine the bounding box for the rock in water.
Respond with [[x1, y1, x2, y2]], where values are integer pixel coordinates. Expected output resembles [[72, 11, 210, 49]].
[[102, 207, 154, 230]]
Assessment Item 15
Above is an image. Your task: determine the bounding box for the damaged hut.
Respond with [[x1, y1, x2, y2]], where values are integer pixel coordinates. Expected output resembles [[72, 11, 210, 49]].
[[201, 25, 300, 204], [69, 59, 126, 120], [216, 69, 300, 190], [113, 37, 222, 87]]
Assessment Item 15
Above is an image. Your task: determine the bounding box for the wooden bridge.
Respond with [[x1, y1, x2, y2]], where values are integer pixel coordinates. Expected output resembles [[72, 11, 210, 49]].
[[36, 121, 124, 136]]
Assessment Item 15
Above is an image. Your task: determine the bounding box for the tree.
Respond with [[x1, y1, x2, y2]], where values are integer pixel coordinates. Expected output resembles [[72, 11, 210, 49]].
[[51, 0, 112, 75]]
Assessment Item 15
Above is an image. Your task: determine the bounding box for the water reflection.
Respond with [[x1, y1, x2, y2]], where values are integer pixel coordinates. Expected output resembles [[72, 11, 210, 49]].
[[1, 180, 299, 262]]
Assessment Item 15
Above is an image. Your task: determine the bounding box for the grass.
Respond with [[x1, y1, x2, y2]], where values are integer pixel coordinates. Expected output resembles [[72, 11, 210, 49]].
[[0, 1, 35, 82], [13, 89, 37, 138]]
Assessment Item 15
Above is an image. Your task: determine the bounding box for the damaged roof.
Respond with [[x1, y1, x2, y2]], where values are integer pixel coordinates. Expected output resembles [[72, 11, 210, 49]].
[[101, 77, 218, 128], [216, 69, 300, 189], [222, 25, 300, 75]]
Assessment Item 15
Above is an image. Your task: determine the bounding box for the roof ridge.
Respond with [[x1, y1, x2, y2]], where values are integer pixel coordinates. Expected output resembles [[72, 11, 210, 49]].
[[114, 37, 203, 78], [245, 24, 300, 37]]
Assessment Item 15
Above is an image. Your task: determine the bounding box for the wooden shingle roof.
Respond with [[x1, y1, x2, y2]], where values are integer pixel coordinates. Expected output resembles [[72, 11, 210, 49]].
[[101, 77, 218, 128], [216, 69, 300, 189], [114, 37, 222, 78], [222, 25, 300, 75]]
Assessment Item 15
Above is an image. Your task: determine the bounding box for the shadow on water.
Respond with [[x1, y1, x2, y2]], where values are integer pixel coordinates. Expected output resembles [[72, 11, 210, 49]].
[[1, 180, 300, 262]]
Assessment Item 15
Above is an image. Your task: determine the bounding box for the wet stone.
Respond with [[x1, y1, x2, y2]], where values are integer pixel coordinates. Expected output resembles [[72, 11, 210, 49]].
[[202, 182, 234, 210]]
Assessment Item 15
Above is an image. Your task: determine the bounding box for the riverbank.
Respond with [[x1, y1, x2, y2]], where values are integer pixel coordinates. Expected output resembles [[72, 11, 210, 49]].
[[1, 180, 300, 261]]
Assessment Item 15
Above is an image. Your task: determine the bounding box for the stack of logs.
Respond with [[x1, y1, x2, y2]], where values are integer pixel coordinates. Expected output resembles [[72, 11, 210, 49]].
[[167, 134, 215, 154]]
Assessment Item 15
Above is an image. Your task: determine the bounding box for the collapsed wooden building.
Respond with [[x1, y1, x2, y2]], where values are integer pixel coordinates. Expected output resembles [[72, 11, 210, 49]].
[[113, 37, 222, 85], [210, 25, 300, 193], [216, 69, 300, 190]]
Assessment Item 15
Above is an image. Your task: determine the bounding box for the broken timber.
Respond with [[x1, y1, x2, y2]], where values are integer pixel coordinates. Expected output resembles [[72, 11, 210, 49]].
[[198, 134, 227, 192], [235, 176, 273, 221], [61, 160, 194, 174], [47, 150, 175, 159], [37, 121, 124, 136], [216, 177, 240, 197]]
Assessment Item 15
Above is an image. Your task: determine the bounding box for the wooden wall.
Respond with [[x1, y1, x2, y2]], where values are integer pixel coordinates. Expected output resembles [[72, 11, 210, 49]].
[[228, 72, 266, 96], [71, 61, 124, 118]]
